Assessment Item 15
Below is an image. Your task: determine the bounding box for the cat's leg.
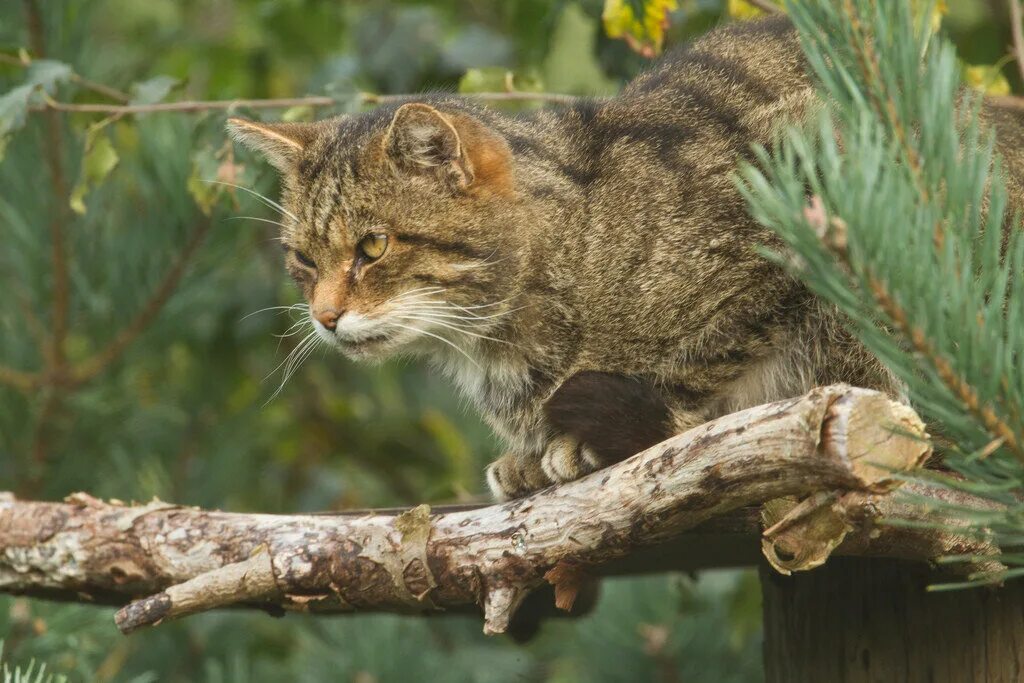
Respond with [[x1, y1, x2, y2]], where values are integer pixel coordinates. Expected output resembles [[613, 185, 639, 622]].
[[543, 371, 678, 468], [487, 371, 716, 498]]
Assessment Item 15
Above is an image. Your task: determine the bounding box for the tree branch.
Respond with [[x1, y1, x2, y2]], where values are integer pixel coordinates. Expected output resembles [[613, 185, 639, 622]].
[[24, 0, 70, 373], [3, 386, 988, 637]]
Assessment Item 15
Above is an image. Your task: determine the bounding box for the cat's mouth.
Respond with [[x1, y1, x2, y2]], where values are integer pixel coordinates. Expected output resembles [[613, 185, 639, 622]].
[[335, 332, 392, 356]]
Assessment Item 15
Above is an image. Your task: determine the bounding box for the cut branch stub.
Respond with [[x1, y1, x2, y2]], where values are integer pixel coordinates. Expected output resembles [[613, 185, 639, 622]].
[[761, 391, 932, 574], [0, 385, 950, 635]]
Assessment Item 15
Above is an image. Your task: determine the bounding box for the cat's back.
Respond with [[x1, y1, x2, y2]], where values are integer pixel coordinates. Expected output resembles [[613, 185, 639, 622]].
[[555, 17, 812, 171], [545, 16, 814, 240], [620, 16, 809, 126]]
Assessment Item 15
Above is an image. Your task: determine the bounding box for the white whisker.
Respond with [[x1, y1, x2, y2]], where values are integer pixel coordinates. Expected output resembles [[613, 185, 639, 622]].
[[390, 322, 480, 368], [397, 304, 526, 322], [264, 330, 317, 383], [242, 303, 309, 322], [386, 288, 447, 305], [397, 297, 515, 314], [451, 255, 511, 271], [395, 315, 517, 348], [205, 180, 299, 222], [274, 319, 312, 338], [265, 331, 321, 404], [225, 216, 290, 229]]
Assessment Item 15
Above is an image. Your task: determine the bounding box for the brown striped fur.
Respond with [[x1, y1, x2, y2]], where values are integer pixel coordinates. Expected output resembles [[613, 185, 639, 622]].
[[228, 17, 1023, 499]]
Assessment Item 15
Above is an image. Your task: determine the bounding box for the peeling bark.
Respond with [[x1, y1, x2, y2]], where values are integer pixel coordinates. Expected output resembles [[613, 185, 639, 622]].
[[0, 385, 995, 636]]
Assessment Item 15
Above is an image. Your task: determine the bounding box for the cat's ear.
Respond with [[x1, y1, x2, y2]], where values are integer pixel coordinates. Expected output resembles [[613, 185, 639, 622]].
[[226, 118, 317, 173], [383, 103, 513, 195]]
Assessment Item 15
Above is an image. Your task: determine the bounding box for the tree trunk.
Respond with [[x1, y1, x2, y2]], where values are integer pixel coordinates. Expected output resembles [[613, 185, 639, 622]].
[[761, 558, 1024, 682]]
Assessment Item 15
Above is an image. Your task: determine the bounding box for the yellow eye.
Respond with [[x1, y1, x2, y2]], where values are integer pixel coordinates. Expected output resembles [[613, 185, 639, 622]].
[[358, 233, 388, 260]]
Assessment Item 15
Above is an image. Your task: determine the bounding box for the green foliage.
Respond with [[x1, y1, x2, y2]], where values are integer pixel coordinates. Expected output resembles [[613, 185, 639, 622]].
[[0, 0, 1019, 678], [1, 641, 66, 683], [739, 0, 1024, 581], [0, 1, 767, 680], [0, 58, 71, 160]]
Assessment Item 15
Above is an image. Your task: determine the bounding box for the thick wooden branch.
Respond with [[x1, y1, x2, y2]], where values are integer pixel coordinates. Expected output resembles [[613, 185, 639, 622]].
[[2, 385, 1000, 636]]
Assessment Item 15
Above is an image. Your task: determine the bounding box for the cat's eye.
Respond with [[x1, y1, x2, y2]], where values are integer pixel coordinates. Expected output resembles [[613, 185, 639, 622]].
[[358, 233, 388, 260], [294, 250, 317, 270]]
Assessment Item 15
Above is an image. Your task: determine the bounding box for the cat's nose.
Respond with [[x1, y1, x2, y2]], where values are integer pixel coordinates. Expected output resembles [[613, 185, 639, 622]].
[[315, 308, 342, 331]]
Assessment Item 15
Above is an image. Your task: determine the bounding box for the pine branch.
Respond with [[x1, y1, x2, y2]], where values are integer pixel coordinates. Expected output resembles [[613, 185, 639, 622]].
[[863, 273, 1024, 461], [740, 0, 1024, 582], [839, 0, 936, 243], [0, 387, 942, 635], [71, 217, 213, 385]]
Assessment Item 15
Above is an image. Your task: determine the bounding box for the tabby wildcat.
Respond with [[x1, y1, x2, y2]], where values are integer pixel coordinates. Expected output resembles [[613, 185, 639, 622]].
[[228, 17, 1023, 500]]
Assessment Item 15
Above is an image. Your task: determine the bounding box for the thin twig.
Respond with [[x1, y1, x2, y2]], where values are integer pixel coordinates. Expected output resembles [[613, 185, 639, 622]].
[[1011, 0, 1024, 86], [71, 217, 213, 384], [0, 365, 38, 392], [0, 52, 130, 103], [36, 90, 586, 116], [989, 94, 1024, 111]]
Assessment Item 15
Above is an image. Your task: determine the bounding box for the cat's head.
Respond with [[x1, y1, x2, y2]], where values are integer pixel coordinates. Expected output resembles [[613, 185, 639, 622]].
[[228, 103, 521, 362]]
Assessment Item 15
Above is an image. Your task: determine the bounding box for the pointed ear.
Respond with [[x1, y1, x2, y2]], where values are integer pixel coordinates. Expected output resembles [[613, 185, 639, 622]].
[[227, 118, 317, 173], [383, 103, 514, 195]]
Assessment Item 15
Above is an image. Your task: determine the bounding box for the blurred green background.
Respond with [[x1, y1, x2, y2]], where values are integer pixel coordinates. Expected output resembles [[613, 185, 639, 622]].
[[0, 1, 1018, 680]]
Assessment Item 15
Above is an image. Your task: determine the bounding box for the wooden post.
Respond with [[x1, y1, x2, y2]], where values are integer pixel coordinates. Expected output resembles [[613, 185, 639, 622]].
[[761, 558, 1024, 682]]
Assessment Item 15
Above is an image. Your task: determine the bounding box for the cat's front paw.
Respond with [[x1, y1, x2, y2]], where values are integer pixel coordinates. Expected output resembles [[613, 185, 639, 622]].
[[540, 434, 600, 485], [486, 451, 552, 500]]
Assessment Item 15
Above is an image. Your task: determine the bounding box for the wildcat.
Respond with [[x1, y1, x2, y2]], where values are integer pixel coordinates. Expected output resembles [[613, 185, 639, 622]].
[[228, 17, 1022, 500]]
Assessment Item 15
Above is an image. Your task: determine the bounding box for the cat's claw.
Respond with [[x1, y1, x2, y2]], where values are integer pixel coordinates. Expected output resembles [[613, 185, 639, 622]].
[[540, 434, 599, 484]]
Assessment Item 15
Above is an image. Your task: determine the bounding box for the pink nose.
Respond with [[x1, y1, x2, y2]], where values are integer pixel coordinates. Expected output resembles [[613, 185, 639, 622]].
[[315, 309, 342, 330]]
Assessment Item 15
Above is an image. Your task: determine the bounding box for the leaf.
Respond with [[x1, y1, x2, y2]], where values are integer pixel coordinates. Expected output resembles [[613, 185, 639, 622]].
[[962, 63, 1011, 96], [544, 3, 618, 95], [24, 59, 74, 92], [129, 75, 179, 105], [70, 129, 120, 215], [911, 0, 948, 31], [0, 59, 73, 162], [281, 105, 315, 122], [187, 137, 250, 214], [187, 143, 223, 215], [602, 0, 678, 57], [0, 85, 34, 161], [726, 0, 783, 20]]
